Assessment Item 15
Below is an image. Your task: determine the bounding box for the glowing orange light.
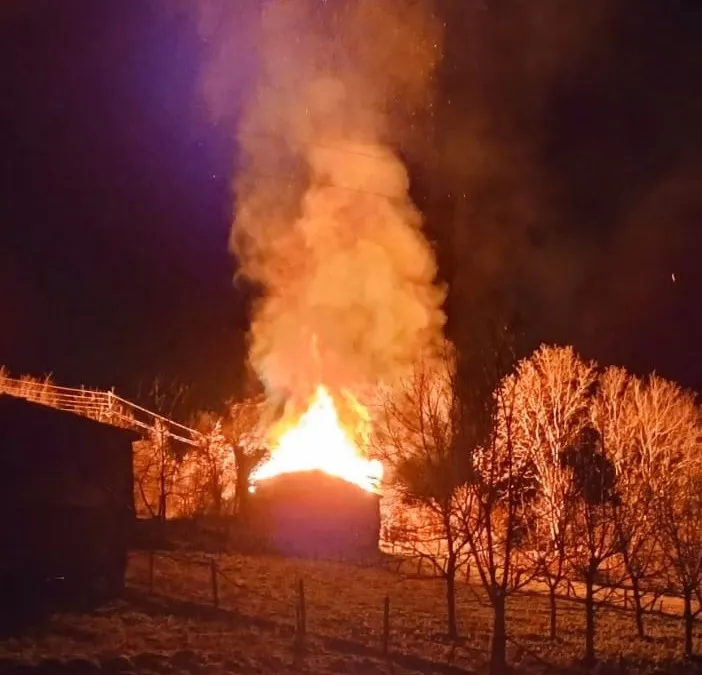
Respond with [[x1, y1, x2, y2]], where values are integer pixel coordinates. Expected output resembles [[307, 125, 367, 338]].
[[251, 385, 383, 493]]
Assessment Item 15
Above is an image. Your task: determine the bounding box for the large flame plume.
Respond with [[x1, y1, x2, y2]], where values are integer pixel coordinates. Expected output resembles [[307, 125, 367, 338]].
[[251, 385, 383, 493], [205, 0, 446, 487]]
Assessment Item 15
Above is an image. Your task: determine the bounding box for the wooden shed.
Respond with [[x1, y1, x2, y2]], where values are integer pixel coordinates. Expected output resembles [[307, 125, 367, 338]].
[[248, 470, 381, 560], [0, 394, 136, 617]]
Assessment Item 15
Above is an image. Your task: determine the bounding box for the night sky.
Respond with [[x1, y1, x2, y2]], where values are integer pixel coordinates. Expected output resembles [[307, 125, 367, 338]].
[[1, 0, 701, 410], [1, 1, 244, 407]]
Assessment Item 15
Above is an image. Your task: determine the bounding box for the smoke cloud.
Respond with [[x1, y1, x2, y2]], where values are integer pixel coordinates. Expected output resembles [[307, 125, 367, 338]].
[[202, 0, 446, 400], [198, 0, 702, 393]]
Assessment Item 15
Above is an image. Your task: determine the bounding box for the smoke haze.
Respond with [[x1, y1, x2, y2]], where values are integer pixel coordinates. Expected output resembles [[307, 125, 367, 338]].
[[199, 0, 702, 392], [201, 0, 446, 399]]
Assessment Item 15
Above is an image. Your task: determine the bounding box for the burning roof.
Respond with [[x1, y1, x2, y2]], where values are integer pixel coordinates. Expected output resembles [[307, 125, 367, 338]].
[[251, 385, 382, 494]]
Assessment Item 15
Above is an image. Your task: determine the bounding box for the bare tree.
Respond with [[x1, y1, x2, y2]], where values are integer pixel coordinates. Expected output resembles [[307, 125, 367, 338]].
[[225, 394, 268, 518], [177, 394, 267, 519], [132, 421, 183, 520], [459, 371, 537, 675], [156, 419, 183, 520], [378, 343, 469, 639], [605, 372, 667, 639], [136, 378, 189, 520], [644, 377, 702, 658], [181, 412, 234, 516], [565, 366, 627, 667], [133, 440, 159, 519], [512, 345, 596, 639]]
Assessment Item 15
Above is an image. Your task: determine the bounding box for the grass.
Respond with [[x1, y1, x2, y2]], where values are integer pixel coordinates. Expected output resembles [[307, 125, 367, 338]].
[[0, 550, 699, 674]]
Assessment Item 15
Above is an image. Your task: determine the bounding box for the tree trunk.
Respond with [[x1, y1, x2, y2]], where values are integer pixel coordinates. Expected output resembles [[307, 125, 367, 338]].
[[235, 472, 249, 518], [683, 588, 694, 658], [158, 468, 167, 521], [548, 584, 558, 640], [157, 437, 169, 521], [584, 565, 597, 667], [630, 575, 645, 639], [234, 451, 251, 518], [211, 472, 223, 516], [158, 494, 167, 520], [490, 591, 507, 675], [445, 555, 458, 639]]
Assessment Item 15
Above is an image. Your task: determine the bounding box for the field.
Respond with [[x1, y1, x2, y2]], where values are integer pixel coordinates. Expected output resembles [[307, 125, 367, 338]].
[[0, 550, 699, 675]]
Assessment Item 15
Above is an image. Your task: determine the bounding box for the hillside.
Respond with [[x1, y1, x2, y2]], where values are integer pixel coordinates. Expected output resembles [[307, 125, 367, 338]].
[[0, 550, 697, 674]]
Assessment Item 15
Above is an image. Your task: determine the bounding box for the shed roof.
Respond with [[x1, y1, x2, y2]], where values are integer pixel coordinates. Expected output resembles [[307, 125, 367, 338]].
[[0, 394, 139, 453]]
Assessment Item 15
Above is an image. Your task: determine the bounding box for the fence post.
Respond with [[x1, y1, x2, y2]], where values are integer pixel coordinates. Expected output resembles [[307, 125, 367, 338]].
[[210, 558, 219, 608], [296, 578, 307, 649], [382, 595, 390, 656], [148, 550, 154, 594]]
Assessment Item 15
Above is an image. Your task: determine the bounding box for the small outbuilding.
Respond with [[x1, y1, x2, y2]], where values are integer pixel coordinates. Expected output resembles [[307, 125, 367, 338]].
[[248, 470, 381, 560], [0, 394, 136, 617]]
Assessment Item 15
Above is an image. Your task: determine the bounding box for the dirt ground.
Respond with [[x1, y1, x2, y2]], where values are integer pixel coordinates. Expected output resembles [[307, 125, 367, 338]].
[[0, 550, 698, 674]]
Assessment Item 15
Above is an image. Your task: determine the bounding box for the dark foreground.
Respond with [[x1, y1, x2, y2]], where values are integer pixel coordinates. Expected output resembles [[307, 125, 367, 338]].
[[0, 550, 699, 674]]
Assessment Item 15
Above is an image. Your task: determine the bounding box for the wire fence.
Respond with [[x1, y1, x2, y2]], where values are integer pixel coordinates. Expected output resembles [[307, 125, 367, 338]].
[[125, 540, 696, 674], [127, 548, 466, 672]]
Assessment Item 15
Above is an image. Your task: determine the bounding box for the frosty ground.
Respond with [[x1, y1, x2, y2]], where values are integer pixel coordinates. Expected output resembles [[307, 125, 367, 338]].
[[0, 551, 697, 674]]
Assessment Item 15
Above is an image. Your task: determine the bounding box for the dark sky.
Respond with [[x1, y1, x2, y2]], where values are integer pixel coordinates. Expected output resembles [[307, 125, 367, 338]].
[[425, 0, 702, 392], [1, 0, 246, 406], [1, 0, 701, 408]]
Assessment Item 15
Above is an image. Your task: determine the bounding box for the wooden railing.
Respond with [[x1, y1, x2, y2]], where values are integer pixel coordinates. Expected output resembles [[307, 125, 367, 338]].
[[0, 375, 201, 446]]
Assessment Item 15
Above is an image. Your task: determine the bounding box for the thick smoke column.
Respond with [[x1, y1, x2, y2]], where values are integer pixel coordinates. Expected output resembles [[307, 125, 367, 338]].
[[224, 0, 446, 399]]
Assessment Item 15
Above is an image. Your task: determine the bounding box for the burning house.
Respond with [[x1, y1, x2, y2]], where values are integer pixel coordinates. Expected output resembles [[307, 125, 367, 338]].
[[247, 386, 383, 559], [248, 470, 380, 559], [208, 3, 446, 559]]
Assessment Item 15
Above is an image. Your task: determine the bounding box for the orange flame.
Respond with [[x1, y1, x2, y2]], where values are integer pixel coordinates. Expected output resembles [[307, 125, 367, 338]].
[[251, 385, 383, 493]]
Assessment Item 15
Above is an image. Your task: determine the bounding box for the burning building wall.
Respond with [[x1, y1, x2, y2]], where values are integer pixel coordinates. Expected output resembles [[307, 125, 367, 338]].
[[247, 386, 382, 559], [248, 470, 380, 559]]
